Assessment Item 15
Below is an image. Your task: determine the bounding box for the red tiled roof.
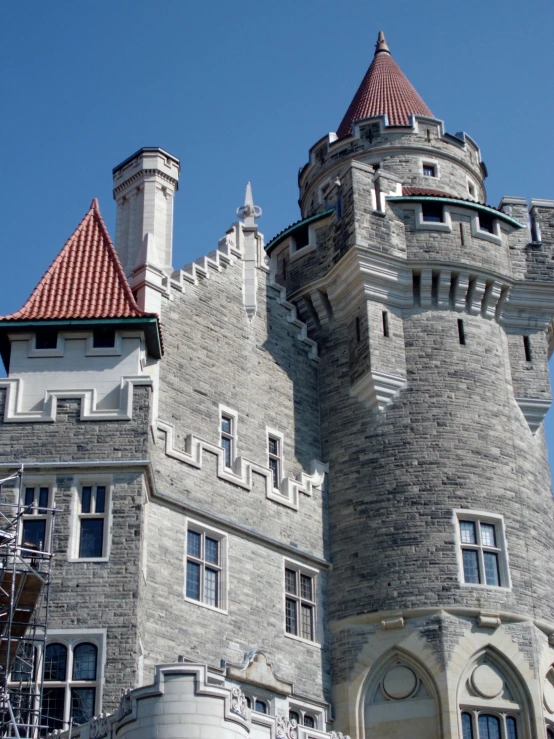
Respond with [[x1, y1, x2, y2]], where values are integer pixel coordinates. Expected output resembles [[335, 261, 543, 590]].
[[402, 186, 453, 198], [336, 32, 433, 138], [0, 199, 151, 322]]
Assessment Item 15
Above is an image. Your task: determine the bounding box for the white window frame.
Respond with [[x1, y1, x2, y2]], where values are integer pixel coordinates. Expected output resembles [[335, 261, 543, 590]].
[[28, 332, 65, 358], [287, 701, 322, 730], [414, 202, 452, 232], [453, 510, 511, 591], [68, 478, 113, 562], [266, 427, 284, 492], [421, 158, 440, 179], [20, 479, 56, 556], [85, 330, 122, 357], [184, 518, 228, 614], [460, 709, 521, 739], [283, 558, 320, 645], [9, 629, 106, 733], [219, 405, 238, 470], [241, 688, 274, 717]]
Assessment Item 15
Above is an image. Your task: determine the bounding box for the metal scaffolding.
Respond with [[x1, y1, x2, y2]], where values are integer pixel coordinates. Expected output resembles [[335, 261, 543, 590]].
[[0, 467, 55, 738]]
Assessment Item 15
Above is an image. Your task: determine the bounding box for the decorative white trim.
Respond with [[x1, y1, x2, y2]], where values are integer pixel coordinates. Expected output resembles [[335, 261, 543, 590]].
[[269, 277, 319, 361], [157, 420, 327, 512], [413, 202, 452, 233], [350, 370, 407, 411], [515, 397, 552, 434], [0, 376, 151, 422], [469, 211, 502, 245], [85, 332, 122, 357]]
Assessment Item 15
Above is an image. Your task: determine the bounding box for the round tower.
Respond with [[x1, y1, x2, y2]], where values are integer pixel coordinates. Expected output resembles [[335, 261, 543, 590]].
[[267, 32, 554, 739]]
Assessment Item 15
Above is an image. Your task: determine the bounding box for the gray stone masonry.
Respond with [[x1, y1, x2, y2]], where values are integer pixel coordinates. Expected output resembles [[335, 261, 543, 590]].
[[0, 388, 152, 713], [147, 254, 329, 702]]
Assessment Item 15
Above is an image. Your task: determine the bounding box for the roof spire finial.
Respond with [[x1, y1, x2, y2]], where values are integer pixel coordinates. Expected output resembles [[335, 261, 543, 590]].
[[375, 30, 390, 56], [236, 182, 262, 227]]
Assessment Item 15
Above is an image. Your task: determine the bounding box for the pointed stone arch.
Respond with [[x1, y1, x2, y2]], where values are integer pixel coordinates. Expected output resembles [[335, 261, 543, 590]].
[[361, 646, 441, 739], [457, 645, 535, 739]]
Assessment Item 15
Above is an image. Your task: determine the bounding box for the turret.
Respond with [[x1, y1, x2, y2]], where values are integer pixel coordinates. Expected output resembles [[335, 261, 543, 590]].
[[268, 31, 554, 739]]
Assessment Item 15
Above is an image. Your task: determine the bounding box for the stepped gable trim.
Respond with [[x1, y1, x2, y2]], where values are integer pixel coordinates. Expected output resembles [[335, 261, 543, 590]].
[[157, 419, 327, 511], [0, 199, 153, 322], [336, 31, 433, 138], [265, 208, 335, 253], [388, 189, 524, 228]]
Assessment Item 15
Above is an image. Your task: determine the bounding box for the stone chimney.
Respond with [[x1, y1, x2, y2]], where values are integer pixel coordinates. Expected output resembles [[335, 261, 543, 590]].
[[112, 148, 180, 276]]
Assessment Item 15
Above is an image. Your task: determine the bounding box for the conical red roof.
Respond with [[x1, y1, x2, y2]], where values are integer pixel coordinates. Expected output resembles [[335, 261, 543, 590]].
[[336, 32, 433, 138], [0, 199, 150, 321]]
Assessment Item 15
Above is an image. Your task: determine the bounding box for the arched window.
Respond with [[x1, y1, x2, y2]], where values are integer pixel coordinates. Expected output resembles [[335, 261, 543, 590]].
[[459, 653, 525, 739], [41, 640, 99, 731]]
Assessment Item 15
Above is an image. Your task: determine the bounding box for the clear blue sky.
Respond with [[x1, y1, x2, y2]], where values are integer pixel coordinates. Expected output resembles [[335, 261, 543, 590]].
[[2, 0, 554, 468]]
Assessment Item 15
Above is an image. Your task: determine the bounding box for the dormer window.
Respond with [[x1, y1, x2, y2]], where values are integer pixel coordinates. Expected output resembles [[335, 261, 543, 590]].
[[478, 213, 494, 233], [35, 330, 58, 350], [421, 203, 443, 223], [422, 164, 436, 177], [93, 328, 116, 349]]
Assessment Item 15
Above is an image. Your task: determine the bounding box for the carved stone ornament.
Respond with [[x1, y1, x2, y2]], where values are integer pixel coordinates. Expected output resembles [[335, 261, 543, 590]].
[[116, 688, 132, 720], [330, 732, 351, 739], [277, 715, 298, 739], [230, 686, 248, 719], [90, 712, 110, 739]]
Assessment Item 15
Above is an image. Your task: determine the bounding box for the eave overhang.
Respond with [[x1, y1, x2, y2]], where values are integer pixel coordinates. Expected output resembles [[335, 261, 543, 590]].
[[387, 196, 524, 229], [265, 209, 335, 254]]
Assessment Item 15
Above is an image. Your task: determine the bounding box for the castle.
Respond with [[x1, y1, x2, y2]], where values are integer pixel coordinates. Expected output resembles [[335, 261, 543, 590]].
[[0, 30, 553, 739]]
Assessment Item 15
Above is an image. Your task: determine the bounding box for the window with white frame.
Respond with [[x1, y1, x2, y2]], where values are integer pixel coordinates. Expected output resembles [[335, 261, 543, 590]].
[[267, 430, 284, 490], [289, 708, 319, 728], [21, 484, 54, 555], [461, 710, 519, 739], [455, 512, 509, 588], [284, 562, 317, 642], [74, 484, 109, 559], [185, 523, 226, 611], [40, 639, 101, 731], [220, 407, 237, 469], [243, 690, 272, 715]]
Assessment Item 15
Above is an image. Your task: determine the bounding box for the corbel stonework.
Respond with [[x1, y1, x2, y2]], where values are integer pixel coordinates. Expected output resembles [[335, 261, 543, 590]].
[[226, 651, 292, 696]]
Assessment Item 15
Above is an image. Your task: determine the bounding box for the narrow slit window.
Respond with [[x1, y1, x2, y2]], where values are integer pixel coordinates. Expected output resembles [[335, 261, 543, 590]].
[[268, 435, 283, 490], [523, 335, 532, 362], [220, 412, 236, 469], [382, 311, 389, 338], [459, 222, 465, 245], [458, 319, 466, 346]]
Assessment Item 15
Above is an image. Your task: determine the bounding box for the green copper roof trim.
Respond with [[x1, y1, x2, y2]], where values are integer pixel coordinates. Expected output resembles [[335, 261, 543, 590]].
[[386, 196, 524, 228], [265, 209, 335, 252]]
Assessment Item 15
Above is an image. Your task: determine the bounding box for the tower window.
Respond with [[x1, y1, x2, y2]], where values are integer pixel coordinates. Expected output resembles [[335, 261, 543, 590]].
[[382, 311, 390, 337], [21, 485, 53, 554], [468, 181, 476, 198], [422, 164, 436, 177], [93, 328, 116, 348], [458, 319, 466, 346], [422, 203, 443, 222], [455, 512, 510, 588], [478, 212, 494, 233], [523, 335, 532, 362], [35, 330, 58, 350]]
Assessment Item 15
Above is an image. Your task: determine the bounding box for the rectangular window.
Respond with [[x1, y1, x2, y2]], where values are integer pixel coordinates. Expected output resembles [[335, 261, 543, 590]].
[[268, 433, 283, 490], [478, 212, 494, 233], [382, 311, 389, 337], [422, 203, 443, 222], [35, 330, 58, 350], [220, 409, 237, 469], [456, 512, 509, 588], [523, 335, 532, 362], [92, 328, 116, 349], [458, 319, 466, 345], [284, 564, 317, 642], [422, 164, 436, 177], [185, 523, 226, 611], [21, 485, 53, 555], [77, 485, 108, 559]]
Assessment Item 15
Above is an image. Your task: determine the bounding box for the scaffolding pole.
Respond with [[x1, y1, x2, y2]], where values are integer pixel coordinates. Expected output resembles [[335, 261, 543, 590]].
[[0, 467, 55, 738]]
